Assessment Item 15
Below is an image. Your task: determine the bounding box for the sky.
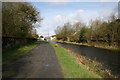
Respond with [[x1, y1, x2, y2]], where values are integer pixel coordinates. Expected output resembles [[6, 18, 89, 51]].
[[30, 2, 118, 37], [1, 0, 119, 2]]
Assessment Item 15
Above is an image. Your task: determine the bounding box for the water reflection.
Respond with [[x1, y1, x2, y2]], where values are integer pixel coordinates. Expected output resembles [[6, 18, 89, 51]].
[[49, 40, 57, 44]]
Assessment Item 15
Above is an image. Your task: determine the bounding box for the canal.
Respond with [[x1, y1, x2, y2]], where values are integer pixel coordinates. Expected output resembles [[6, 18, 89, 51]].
[[56, 42, 120, 75]]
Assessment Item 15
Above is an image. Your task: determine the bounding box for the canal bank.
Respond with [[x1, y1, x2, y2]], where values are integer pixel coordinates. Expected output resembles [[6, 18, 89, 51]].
[[57, 41, 120, 50], [56, 42, 120, 78], [50, 43, 101, 78]]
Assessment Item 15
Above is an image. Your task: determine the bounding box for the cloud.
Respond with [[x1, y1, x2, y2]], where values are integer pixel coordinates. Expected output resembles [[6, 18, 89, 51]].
[[98, 3, 118, 21], [48, 0, 69, 2], [33, 22, 41, 28], [36, 9, 85, 37], [48, 2, 67, 6], [100, 0, 109, 2], [53, 9, 85, 26], [100, 0, 119, 2]]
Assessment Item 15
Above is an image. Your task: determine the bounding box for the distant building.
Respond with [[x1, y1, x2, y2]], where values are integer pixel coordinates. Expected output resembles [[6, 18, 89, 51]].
[[39, 36, 44, 40], [50, 36, 56, 41], [40, 37, 44, 40], [44, 37, 50, 41]]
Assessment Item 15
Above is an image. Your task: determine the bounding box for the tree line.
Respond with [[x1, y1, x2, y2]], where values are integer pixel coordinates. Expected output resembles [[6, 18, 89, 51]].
[[2, 2, 42, 38], [55, 14, 120, 47]]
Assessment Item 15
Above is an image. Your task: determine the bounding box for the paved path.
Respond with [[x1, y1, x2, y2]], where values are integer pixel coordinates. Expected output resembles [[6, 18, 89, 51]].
[[3, 41, 63, 78]]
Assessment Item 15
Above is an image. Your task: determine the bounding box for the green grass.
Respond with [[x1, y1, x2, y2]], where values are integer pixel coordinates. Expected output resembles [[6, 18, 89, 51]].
[[76, 55, 111, 78], [3, 41, 40, 65], [51, 43, 101, 78]]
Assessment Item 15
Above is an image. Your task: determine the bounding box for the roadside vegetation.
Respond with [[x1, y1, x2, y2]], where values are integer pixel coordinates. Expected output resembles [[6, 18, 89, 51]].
[[2, 2, 42, 38], [55, 13, 120, 50], [51, 43, 101, 78], [63, 47, 116, 78], [3, 41, 40, 65], [2, 2, 42, 65]]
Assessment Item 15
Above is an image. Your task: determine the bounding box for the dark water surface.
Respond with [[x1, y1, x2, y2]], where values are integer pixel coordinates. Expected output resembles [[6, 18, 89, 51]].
[[56, 42, 120, 75]]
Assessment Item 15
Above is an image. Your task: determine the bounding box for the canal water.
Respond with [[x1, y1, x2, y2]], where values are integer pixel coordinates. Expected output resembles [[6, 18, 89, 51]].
[[56, 42, 120, 75]]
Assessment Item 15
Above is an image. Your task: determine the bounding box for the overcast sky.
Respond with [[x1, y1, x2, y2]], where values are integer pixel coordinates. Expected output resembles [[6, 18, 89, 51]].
[[30, 2, 118, 37]]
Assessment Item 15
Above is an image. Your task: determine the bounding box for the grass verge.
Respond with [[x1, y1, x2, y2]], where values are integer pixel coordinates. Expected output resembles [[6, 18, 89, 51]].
[[69, 51, 115, 78], [51, 43, 101, 78], [3, 41, 40, 65]]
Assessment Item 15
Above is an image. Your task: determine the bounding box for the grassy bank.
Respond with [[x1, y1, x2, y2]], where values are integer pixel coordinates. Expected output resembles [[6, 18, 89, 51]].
[[51, 43, 101, 78], [3, 41, 40, 65], [69, 51, 115, 78], [58, 41, 120, 50]]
